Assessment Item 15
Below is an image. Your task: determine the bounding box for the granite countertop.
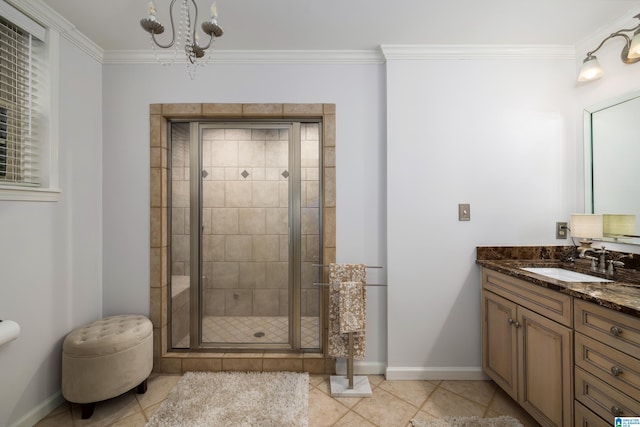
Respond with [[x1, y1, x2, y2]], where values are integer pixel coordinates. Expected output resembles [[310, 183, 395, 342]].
[[476, 246, 640, 318]]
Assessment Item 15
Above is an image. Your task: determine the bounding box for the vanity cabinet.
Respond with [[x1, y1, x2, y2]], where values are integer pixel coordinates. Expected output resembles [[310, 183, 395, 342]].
[[482, 268, 573, 427], [574, 298, 640, 425]]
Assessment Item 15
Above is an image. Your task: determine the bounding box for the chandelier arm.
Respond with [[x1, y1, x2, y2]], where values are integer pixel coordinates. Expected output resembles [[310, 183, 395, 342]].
[[149, 0, 180, 49], [151, 31, 175, 49], [189, 0, 200, 48], [198, 33, 215, 51]]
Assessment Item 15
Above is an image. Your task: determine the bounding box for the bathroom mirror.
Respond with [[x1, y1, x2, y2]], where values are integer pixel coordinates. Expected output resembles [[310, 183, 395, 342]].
[[584, 90, 640, 245]]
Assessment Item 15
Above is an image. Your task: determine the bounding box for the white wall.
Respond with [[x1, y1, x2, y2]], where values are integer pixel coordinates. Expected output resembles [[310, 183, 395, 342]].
[[0, 37, 102, 427], [101, 62, 388, 367], [384, 36, 640, 379], [385, 54, 578, 378]]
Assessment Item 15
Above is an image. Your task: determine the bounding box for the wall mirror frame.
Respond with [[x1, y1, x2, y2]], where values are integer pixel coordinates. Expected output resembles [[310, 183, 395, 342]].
[[584, 89, 640, 245]]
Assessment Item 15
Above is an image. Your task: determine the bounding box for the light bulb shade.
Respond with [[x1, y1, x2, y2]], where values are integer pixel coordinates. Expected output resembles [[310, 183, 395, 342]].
[[629, 29, 640, 59], [570, 214, 604, 239], [603, 214, 636, 236], [577, 56, 604, 82]]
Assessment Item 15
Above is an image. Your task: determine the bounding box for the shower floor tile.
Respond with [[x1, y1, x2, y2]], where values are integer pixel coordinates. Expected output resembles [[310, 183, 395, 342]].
[[175, 316, 319, 349]]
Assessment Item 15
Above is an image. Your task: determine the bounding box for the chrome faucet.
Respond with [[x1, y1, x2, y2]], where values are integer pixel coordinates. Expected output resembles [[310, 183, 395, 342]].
[[580, 246, 608, 274], [606, 253, 633, 277], [607, 260, 624, 276]]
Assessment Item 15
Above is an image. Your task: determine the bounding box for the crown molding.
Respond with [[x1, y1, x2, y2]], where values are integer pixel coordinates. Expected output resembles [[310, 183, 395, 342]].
[[105, 45, 577, 65], [103, 49, 385, 64], [6, 0, 103, 62], [380, 44, 576, 61]]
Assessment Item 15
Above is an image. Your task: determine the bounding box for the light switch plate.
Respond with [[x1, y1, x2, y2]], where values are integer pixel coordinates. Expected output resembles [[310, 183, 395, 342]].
[[459, 203, 471, 221]]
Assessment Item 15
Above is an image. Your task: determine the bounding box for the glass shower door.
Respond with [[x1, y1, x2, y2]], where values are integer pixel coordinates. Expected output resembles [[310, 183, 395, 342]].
[[169, 120, 322, 351], [200, 124, 292, 347]]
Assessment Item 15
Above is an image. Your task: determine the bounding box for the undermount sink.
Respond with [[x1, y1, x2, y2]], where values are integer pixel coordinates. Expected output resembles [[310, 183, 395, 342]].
[[520, 267, 614, 283]]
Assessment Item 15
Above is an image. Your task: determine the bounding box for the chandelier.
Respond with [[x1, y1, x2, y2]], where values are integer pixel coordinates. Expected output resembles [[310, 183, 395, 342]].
[[577, 13, 640, 82], [140, 0, 223, 79]]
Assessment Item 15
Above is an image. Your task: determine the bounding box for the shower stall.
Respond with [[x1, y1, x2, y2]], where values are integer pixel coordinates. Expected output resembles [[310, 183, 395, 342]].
[[169, 120, 323, 351]]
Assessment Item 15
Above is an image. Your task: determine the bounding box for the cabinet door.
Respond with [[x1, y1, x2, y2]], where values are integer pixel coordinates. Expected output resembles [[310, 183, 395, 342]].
[[575, 401, 610, 427], [482, 290, 518, 400], [518, 306, 573, 427]]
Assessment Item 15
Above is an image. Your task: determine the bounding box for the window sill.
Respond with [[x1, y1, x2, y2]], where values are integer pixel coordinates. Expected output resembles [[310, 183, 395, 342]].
[[0, 186, 61, 202]]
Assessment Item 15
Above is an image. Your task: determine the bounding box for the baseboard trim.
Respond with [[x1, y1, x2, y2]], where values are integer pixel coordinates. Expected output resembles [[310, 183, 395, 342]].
[[385, 366, 489, 381], [10, 392, 64, 427], [335, 360, 387, 376]]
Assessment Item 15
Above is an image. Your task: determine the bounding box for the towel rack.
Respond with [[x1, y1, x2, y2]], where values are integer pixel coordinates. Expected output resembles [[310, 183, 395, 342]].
[[312, 264, 384, 269], [313, 282, 387, 287], [317, 271, 385, 396]]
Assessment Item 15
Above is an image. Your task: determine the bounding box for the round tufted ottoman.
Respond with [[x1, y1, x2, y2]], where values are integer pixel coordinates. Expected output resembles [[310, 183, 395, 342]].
[[62, 314, 153, 419]]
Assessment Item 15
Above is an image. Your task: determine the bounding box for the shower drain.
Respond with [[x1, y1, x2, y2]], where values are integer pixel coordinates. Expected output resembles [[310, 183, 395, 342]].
[[253, 331, 265, 338]]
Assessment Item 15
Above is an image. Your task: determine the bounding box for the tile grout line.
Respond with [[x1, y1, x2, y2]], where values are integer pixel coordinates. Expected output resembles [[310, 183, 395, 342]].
[[482, 386, 498, 418], [135, 392, 150, 423], [417, 381, 443, 419]]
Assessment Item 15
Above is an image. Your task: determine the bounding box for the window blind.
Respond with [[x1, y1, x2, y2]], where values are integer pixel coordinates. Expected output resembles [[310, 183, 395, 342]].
[[0, 3, 45, 186]]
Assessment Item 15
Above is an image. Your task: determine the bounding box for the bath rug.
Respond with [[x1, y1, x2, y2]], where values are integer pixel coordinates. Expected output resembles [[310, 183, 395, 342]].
[[145, 371, 309, 427], [411, 415, 524, 427]]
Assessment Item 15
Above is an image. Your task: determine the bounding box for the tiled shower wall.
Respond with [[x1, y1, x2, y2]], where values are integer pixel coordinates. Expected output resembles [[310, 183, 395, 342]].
[[300, 124, 322, 317], [170, 124, 321, 318]]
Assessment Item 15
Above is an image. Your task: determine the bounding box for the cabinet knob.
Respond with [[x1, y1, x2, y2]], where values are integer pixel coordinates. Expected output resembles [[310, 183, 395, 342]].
[[611, 406, 624, 416], [507, 318, 521, 328], [610, 326, 623, 336], [611, 366, 624, 376]]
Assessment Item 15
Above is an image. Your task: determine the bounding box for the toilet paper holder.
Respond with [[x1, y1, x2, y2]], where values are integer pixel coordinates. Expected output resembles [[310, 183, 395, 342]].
[[0, 319, 21, 347]]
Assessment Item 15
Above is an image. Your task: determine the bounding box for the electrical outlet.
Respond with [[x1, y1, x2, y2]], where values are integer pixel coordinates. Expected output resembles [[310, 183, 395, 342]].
[[556, 221, 568, 239]]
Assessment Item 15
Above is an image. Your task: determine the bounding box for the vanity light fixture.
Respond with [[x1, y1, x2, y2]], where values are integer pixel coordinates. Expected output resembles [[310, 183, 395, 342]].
[[577, 13, 640, 82], [140, 0, 223, 79]]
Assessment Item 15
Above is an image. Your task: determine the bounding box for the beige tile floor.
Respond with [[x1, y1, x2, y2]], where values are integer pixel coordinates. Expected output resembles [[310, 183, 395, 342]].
[[175, 316, 320, 348], [35, 374, 541, 427]]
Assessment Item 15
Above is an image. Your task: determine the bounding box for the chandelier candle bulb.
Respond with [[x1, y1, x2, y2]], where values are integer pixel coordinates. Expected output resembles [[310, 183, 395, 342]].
[[211, 2, 217, 18], [147, 0, 156, 16]]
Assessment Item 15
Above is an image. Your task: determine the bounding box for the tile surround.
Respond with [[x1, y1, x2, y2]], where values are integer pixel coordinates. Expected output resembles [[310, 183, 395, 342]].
[[149, 103, 336, 373]]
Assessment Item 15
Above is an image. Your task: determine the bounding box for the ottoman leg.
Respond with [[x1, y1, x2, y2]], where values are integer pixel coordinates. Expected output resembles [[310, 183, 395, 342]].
[[136, 378, 148, 394], [80, 402, 95, 419]]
